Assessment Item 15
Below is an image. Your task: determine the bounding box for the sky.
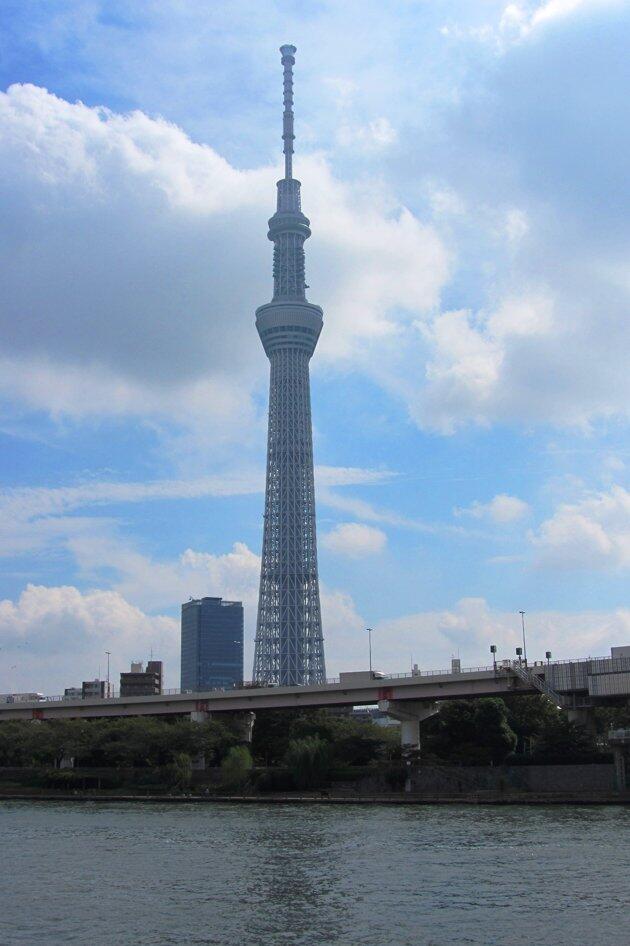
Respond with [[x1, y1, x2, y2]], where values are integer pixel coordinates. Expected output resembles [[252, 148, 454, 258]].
[[1, 0, 629, 694]]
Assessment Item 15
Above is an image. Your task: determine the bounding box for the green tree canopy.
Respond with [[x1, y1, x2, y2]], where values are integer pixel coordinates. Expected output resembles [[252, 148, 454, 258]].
[[220, 745, 253, 792]]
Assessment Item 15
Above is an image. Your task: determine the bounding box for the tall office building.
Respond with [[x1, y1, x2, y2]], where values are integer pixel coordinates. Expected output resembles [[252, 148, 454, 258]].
[[180, 597, 244, 691], [252, 45, 326, 687]]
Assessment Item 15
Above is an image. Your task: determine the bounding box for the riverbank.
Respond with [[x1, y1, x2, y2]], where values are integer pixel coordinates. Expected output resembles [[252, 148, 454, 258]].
[[1, 790, 628, 805]]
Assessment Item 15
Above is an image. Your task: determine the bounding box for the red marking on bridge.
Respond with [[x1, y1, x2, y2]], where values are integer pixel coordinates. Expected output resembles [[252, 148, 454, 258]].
[[378, 687, 393, 700], [195, 701, 209, 712], [32, 709, 44, 720]]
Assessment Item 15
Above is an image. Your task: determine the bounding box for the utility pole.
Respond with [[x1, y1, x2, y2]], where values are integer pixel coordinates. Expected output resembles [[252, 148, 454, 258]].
[[367, 628, 373, 672], [519, 611, 527, 665], [105, 651, 111, 695]]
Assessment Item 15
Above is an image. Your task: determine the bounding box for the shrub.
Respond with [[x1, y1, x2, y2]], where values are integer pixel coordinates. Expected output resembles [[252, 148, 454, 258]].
[[220, 746, 253, 792], [284, 735, 331, 790]]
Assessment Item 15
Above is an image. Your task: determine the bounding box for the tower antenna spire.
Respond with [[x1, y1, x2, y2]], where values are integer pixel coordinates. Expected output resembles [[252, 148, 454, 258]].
[[280, 44, 296, 179]]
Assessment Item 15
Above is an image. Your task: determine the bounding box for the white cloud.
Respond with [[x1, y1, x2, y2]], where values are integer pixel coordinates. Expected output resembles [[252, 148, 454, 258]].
[[0, 83, 447, 431], [486, 294, 554, 339], [375, 597, 630, 670], [530, 484, 630, 570], [3, 576, 629, 695], [0, 540, 369, 692], [415, 308, 503, 432], [416, 4, 630, 436], [318, 487, 430, 532], [321, 522, 387, 558], [407, 285, 630, 433], [315, 466, 394, 488], [337, 116, 398, 149], [0, 584, 178, 694], [456, 493, 530, 523], [531, 0, 619, 28], [503, 207, 530, 242], [0, 466, 392, 561], [496, 0, 620, 43]]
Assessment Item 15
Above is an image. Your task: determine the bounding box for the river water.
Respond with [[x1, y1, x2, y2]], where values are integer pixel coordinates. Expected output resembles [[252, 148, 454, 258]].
[[1, 801, 628, 946]]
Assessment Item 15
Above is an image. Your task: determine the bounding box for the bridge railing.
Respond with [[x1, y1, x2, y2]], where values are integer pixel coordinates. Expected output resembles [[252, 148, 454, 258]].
[[7, 657, 613, 706], [386, 665, 496, 679]]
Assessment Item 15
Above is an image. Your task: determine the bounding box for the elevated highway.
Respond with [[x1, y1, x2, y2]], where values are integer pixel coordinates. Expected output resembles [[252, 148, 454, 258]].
[[0, 666, 520, 721], [2, 653, 628, 725]]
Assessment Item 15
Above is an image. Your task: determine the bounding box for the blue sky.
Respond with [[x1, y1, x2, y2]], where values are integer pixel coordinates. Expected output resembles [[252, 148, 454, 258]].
[[1, 0, 629, 693]]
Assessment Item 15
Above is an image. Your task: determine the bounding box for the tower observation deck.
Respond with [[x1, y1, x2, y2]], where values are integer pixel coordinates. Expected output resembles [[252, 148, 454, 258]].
[[253, 45, 326, 686]]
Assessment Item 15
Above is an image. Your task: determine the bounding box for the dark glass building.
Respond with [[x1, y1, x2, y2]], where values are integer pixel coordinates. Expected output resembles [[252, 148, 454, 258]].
[[180, 597, 244, 692]]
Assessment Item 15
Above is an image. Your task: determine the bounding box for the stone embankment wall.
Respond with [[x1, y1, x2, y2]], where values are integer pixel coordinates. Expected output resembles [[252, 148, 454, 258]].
[[408, 763, 616, 794], [0, 762, 619, 797], [330, 763, 617, 795]]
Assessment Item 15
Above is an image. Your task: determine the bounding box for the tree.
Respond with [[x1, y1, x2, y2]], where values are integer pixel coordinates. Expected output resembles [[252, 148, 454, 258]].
[[0, 721, 31, 765], [250, 707, 397, 770], [220, 745, 253, 792], [531, 715, 600, 763], [18, 720, 92, 768], [503, 695, 561, 753], [473, 698, 518, 763], [284, 735, 331, 790], [199, 718, 241, 765], [251, 709, 303, 765], [425, 699, 516, 764]]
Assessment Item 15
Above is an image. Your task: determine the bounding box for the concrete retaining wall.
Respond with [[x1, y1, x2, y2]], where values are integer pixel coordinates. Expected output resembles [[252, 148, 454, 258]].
[[407, 762, 616, 794]]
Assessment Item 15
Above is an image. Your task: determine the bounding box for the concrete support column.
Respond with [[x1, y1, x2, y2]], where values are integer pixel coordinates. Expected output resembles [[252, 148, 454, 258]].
[[240, 711, 256, 744], [612, 749, 627, 792], [190, 706, 210, 770], [379, 700, 439, 792], [400, 718, 420, 752], [190, 710, 209, 724], [567, 707, 597, 736]]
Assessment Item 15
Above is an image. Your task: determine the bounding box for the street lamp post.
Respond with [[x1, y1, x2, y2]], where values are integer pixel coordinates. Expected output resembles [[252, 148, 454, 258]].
[[490, 644, 497, 672], [519, 611, 528, 665], [367, 628, 373, 672]]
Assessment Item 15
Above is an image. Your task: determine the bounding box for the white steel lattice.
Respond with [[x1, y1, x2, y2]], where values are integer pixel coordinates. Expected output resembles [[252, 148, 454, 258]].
[[253, 347, 325, 685], [253, 45, 326, 686]]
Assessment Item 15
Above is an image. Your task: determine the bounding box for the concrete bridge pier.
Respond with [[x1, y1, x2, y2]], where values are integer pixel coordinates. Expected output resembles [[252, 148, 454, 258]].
[[379, 700, 439, 793], [190, 710, 209, 724], [379, 700, 439, 752], [190, 704, 210, 769], [567, 707, 597, 735], [240, 711, 256, 744], [608, 730, 630, 792]]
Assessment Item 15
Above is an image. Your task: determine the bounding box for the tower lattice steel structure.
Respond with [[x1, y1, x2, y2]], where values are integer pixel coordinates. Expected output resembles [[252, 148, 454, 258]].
[[253, 44, 326, 686]]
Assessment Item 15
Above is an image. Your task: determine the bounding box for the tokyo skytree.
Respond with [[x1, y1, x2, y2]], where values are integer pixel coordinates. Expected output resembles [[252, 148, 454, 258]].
[[252, 45, 326, 686]]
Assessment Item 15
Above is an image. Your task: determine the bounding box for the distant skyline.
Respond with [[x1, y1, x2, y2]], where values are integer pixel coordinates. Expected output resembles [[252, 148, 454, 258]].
[[0, 0, 629, 694]]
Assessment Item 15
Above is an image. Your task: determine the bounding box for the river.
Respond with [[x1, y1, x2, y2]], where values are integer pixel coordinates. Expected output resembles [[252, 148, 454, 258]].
[[1, 801, 628, 945]]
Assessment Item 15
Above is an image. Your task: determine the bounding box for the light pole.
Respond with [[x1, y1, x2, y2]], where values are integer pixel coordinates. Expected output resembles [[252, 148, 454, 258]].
[[490, 644, 497, 672], [105, 651, 111, 696], [367, 628, 373, 672], [519, 611, 528, 665], [546, 650, 552, 667]]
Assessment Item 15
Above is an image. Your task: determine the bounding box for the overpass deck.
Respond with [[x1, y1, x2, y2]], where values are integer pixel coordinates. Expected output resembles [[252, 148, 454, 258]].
[[2, 653, 627, 722], [0, 666, 546, 721]]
